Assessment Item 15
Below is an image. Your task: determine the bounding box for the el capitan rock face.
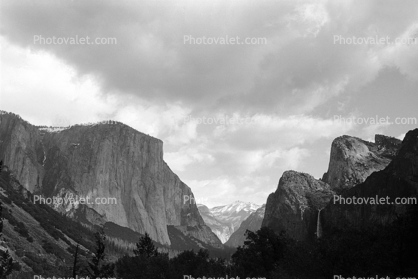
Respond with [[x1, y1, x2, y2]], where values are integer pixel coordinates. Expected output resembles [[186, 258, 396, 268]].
[[0, 111, 221, 247], [262, 171, 333, 241], [323, 129, 418, 231], [0, 112, 43, 193], [322, 135, 401, 192]]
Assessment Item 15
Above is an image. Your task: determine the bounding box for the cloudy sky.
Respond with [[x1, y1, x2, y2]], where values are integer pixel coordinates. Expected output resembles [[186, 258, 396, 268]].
[[1, 0, 417, 207]]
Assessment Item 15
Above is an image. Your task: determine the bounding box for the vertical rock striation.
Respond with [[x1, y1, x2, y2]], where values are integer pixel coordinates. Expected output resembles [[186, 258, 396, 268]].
[[0, 112, 44, 192], [0, 111, 221, 247]]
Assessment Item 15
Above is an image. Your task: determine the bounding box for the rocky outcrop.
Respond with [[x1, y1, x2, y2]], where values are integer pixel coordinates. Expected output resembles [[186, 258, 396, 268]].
[[0, 168, 97, 276], [225, 204, 265, 247], [198, 201, 260, 243], [262, 171, 333, 241], [263, 133, 405, 241], [323, 129, 418, 231], [322, 135, 401, 192], [0, 112, 43, 192], [0, 111, 221, 247]]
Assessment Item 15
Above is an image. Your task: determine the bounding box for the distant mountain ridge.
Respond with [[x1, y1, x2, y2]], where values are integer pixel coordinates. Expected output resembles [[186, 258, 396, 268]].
[[225, 204, 266, 247], [198, 201, 260, 243], [211, 200, 260, 215]]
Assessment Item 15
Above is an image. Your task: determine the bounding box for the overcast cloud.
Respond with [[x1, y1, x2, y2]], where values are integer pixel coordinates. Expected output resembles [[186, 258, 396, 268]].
[[1, 0, 418, 207]]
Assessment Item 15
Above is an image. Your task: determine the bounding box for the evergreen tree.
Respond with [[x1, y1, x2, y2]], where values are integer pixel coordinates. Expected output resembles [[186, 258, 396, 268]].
[[86, 229, 114, 278], [133, 233, 159, 258], [115, 233, 164, 279], [0, 250, 14, 279], [72, 244, 79, 278], [231, 227, 287, 278], [0, 201, 15, 278]]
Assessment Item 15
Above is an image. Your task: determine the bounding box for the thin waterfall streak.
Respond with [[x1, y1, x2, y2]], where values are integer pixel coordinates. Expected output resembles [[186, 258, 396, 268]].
[[317, 209, 323, 238]]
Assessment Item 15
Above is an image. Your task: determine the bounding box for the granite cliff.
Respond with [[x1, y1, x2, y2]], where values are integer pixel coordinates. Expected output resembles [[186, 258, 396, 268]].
[[322, 134, 401, 192], [323, 129, 418, 231], [262, 133, 406, 241], [262, 171, 333, 241], [0, 111, 221, 248]]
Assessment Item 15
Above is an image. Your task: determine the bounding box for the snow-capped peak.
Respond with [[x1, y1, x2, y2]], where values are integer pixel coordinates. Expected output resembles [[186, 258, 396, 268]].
[[199, 201, 261, 243], [211, 201, 261, 215]]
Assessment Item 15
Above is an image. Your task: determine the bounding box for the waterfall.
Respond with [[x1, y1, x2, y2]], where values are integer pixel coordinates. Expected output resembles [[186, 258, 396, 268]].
[[299, 205, 307, 220], [316, 209, 323, 239]]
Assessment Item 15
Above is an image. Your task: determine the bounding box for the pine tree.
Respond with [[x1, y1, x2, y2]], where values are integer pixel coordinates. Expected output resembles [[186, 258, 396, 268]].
[[0, 161, 3, 173], [133, 233, 159, 258], [72, 244, 79, 278], [231, 227, 287, 278], [0, 201, 15, 278], [86, 229, 114, 278]]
